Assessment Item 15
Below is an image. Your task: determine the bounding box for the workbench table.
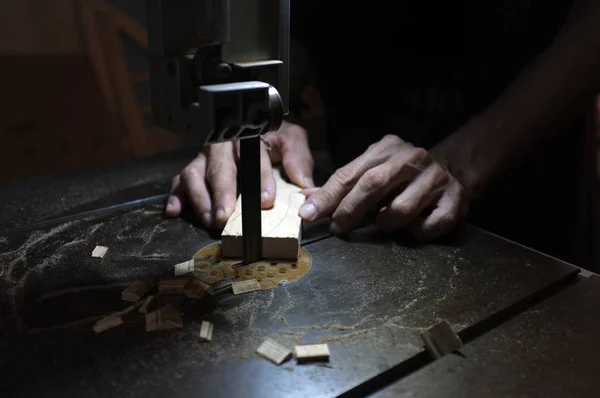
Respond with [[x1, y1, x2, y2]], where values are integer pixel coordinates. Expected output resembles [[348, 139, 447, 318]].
[[0, 152, 592, 397]]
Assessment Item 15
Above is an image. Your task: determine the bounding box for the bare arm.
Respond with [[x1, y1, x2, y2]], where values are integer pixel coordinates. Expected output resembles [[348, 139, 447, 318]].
[[433, 0, 600, 197]]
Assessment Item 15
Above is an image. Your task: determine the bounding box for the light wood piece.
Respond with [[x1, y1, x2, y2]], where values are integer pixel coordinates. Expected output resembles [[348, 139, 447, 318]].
[[256, 339, 292, 365], [121, 280, 154, 302], [199, 321, 214, 341], [294, 344, 330, 362], [174, 259, 194, 276], [421, 320, 463, 359], [184, 277, 209, 299], [91, 245, 108, 258], [221, 169, 304, 260], [93, 316, 123, 333], [232, 279, 261, 295], [145, 304, 183, 332], [158, 277, 190, 294], [138, 295, 156, 314]]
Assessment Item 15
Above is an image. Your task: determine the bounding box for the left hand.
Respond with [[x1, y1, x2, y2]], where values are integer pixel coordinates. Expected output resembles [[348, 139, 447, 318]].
[[298, 135, 469, 240]]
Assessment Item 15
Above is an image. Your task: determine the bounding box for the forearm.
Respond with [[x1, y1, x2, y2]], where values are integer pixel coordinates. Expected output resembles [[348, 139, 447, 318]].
[[432, 0, 600, 197]]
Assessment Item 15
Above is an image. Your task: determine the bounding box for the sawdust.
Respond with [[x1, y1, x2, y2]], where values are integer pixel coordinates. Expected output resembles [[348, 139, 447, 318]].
[[317, 328, 373, 343]]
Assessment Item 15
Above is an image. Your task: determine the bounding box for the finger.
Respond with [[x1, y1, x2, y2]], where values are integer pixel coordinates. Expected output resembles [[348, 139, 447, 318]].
[[260, 140, 276, 209], [179, 155, 213, 226], [406, 182, 468, 240], [165, 175, 186, 217], [278, 128, 315, 188], [302, 187, 320, 197], [330, 163, 398, 233], [206, 142, 238, 228], [376, 164, 448, 233]]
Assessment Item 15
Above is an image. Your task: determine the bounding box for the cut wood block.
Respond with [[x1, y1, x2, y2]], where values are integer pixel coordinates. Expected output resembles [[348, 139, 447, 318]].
[[145, 304, 183, 332], [221, 169, 304, 260], [421, 320, 463, 359], [121, 280, 154, 302], [173, 259, 194, 276], [294, 344, 330, 362], [207, 277, 234, 296], [138, 295, 156, 314], [184, 277, 209, 299], [158, 277, 190, 294], [256, 339, 292, 365], [199, 321, 214, 341], [93, 316, 123, 333], [91, 245, 108, 258], [232, 279, 261, 295]]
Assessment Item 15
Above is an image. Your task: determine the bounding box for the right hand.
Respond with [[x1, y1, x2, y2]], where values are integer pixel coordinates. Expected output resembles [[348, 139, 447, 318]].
[[165, 122, 314, 228]]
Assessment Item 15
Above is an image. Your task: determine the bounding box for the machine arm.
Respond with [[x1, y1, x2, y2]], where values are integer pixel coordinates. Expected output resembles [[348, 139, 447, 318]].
[[146, 0, 290, 264]]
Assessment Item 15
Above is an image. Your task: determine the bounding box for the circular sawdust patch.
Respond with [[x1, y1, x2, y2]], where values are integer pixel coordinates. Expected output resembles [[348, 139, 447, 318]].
[[191, 242, 312, 289]]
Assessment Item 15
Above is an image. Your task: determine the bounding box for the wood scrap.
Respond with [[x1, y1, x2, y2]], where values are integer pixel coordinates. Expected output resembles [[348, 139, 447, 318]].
[[173, 259, 195, 276], [421, 320, 463, 359], [91, 245, 108, 258], [121, 280, 154, 302], [184, 277, 209, 299], [257, 339, 292, 365], [158, 277, 190, 294], [294, 344, 330, 363], [145, 304, 183, 331], [138, 295, 156, 314], [232, 279, 261, 295], [221, 169, 304, 260], [207, 277, 234, 296], [199, 321, 214, 341], [93, 316, 123, 333]]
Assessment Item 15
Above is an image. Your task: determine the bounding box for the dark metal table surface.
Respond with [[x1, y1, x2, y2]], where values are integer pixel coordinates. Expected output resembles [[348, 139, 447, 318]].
[[373, 275, 600, 398], [0, 197, 581, 398]]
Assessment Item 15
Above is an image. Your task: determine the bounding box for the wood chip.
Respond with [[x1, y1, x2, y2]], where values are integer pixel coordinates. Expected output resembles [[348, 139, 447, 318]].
[[256, 339, 292, 365], [207, 277, 234, 296], [121, 280, 154, 302], [174, 259, 195, 276], [145, 304, 183, 331], [138, 295, 156, 314], [199, 321, 214, 341], [93, 316, 123, 333], [421, 320, 463, 359], [294, 344, 330, 362], [158, 277, 190, 294], [91, 245, 108, 258], [184, 277, 209, 299], [232, 279, 261, 295]]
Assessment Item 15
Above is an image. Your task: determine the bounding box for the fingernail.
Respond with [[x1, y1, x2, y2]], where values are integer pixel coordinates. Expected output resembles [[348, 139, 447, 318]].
[[166, 197, 175, 211], [262, 191, 271, 201], [201, 212, 212, 226], [298, 202, 317, 220], [330, 220, 343, 235], [304, 177, 315, 188], [216, 208, 227, 221]]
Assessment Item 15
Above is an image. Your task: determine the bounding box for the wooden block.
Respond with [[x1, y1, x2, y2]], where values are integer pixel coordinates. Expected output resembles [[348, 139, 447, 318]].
[[158, 277, 190, 294], [421, 320, 463, 359], [232, 279, 261, 295], [138, 295, 156, 314], [256, 339, 292, 365], [199, 321, 214, 341], [221, 169, 304, 260], [121, 280, 154, 302], [174, 259, 194, 276], [184, 277, 209, 299], [91, 245, 108, 258], [93, 316, 123, 333], [294, 344, 330, 362], [207, 277, 234, 296], [145, 304, 183, 332]]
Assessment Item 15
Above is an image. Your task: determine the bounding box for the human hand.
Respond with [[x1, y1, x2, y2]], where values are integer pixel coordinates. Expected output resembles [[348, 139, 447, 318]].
[[165, 122, 314, 228], [298, 135, 469, 240]]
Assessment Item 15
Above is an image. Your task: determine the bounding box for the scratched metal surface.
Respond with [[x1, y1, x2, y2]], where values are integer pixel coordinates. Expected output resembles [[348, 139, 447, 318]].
[[373, 275, 600, 398], [0, 203, 579, 398]]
